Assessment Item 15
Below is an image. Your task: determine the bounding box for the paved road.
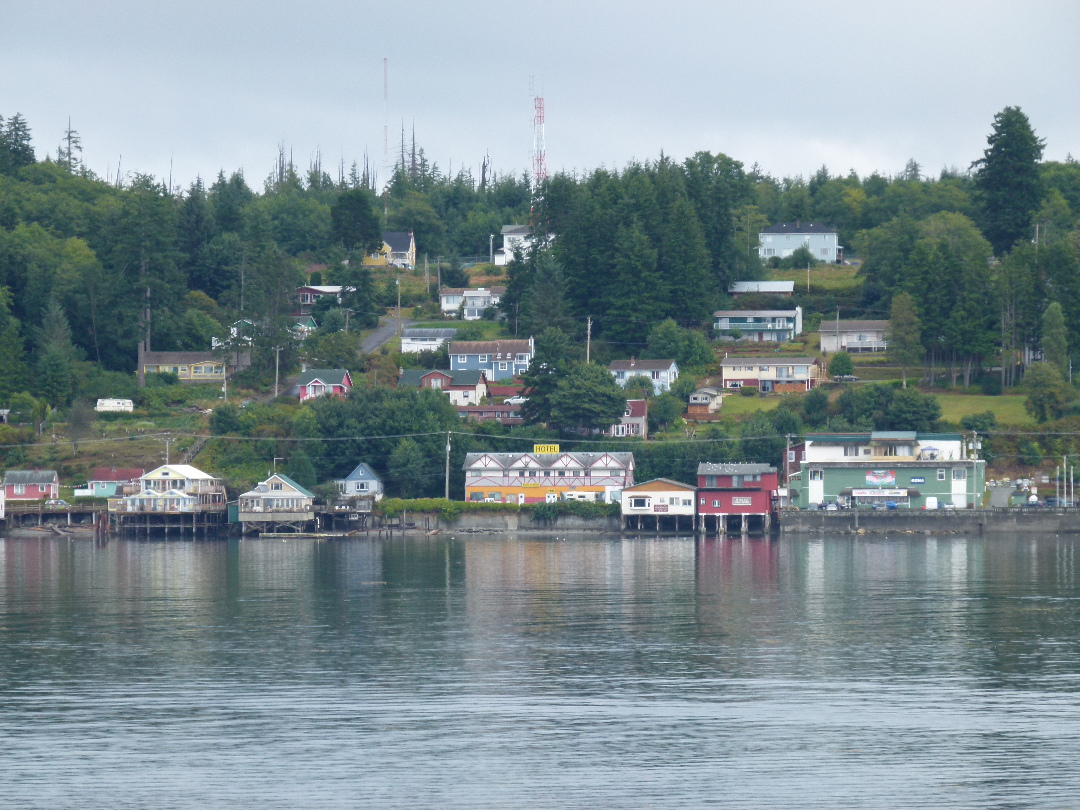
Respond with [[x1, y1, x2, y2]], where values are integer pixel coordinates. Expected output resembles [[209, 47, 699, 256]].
[[361, 316, 414, 354]]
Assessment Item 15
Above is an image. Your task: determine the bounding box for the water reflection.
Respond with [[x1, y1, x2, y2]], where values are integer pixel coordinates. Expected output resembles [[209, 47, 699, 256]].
[[0, 534, 1079, 808]]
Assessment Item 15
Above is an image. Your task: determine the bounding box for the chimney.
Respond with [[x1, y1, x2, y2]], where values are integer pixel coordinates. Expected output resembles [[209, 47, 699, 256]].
[[630, 356, 635, 368]]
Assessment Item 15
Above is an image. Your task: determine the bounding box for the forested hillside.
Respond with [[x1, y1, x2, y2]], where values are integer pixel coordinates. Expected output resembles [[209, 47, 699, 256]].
[[1, 106, 1079, 413]]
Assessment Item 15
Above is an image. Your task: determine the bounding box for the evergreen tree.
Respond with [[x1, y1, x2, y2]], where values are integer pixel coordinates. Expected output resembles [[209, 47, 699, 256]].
[[178, 178, 217, 294], [209, 171, 254, 234], [659, 197, 714, 322], [388, 437, 426, 498], [1042, 301, 1068, 377], [35, 299, 76, 406], [973, 106, 1045, 255], [519, 327, 579, 425], [888, 291, 922, 388], [286, 450, 317, 489], [549, 363, 627, 432], [56, 120, 82, 173], [330, 188, 382, 251], [0, 288, 28, 403], [602, 221, 664, 347], [4, 114, 35, 172], [519, 252, 575, 337], [1024, 362, 1074, 423]]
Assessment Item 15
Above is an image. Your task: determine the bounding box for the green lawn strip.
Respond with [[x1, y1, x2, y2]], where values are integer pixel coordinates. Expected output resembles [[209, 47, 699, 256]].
[[720, 395, 783, 416], [934, 394, 1032, 426]]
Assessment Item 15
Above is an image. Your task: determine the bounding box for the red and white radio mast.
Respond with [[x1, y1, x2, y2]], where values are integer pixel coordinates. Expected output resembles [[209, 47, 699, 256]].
[[531, 88, 547, 187]]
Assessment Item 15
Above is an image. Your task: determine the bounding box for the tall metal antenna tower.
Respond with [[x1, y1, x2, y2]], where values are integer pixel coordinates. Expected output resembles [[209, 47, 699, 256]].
[[531, 86, 547, 187]]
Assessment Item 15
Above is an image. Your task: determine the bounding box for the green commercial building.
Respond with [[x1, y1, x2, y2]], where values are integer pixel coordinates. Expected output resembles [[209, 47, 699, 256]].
[[787, 432, 986, 509]]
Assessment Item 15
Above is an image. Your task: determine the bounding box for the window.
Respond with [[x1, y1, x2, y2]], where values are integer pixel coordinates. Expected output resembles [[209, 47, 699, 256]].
[[712, 500, 721, 507], [937, 469, 946, 481], [355, 482, 368, 492], [700, 498, 705, 505], [652, 371, 661, 380], [499, 362, 508, 371], [479, 355, 489, 363], [809, 470, 823, 481], [429, 377, 443, 389], [631, 498, 649, 509], [706, 475, 717, 487], [271, 483, 282, 491], [557, 470, 565, 477], [458, 355, 467, 363], [844, 445, 862, 457], [14, 484, 25, 495], [952, 468, 967, 480], [788, 451, 796, 462]]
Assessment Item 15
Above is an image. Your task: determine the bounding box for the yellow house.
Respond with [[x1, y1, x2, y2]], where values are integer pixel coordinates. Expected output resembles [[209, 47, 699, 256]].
[[363, 230, 416, 269], [141, 351, 225, 382]]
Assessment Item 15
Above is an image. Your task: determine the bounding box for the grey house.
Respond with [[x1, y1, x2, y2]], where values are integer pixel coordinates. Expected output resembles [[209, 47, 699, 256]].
[[334, 462, 384, 502]]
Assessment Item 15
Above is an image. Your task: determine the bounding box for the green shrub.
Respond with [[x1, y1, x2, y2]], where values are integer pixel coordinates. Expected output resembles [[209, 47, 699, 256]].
[[739, 385, 758, 397]]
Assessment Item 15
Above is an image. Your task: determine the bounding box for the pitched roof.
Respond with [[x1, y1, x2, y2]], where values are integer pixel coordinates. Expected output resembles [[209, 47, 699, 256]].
[[819, 319, 890, 333], [402, 328, 458, 339], [399, 369, 487, 388], [609, 359, 677, 372], [501, 224, 530, 236], [760, 221, 837, 235], [142, 464, 216, 480], [721, 356, 818, 366], [698, 462, 777, 475], [383, 231, 413, 252], [463, 451, 635, 470], [90, 467, 144, 482], [488, 383, 525, 397], [439, 287, 505, 297], [449, 339, 533, 356], [4, 470, 58, 485], [728, 281, 796, 293], [297, 369, 351, 387], [271, 473, 315, 498], [339, 462, 381, 482], [623, 478, 696, 492], [624, 399, 647, 418]]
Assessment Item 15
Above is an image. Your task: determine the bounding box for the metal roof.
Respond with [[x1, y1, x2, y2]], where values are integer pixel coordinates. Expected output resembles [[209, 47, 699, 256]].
[[697, 463, 776, 475], [760, 222, 837, 234], [3, 470, 58, 485]]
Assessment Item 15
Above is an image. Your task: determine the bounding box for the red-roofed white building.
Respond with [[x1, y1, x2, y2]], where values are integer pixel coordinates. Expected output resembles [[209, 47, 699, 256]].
[[606, 399, 648, 439]]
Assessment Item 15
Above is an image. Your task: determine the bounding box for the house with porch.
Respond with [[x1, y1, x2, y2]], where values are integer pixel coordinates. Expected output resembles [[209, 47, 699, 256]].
[[788, 432, 985, 509], [463, 446, 634, 504], [456, 404, 524, 426], [449, 338, 534, 381], [608, 358, 679, 394], [439, 287, 505, 320], [3, 470, 59, 500], [77, 468, 144, 498], [334, 462, 384, 504], [607, 399, 648, 438], [819, 319, 889, 353], [714, 307, 803, 342], [139, 351, 243, 385], [297, 369, 352, 402], [720, 356, 824, 392], [620, 478, 697, 532], [111, 464, 226, 515], [398, 368, 489, 406], [696, 462, 779, 534], [290, 315, 318, 341], [687, 387, 723, 416], [237, 473, 316, 532]]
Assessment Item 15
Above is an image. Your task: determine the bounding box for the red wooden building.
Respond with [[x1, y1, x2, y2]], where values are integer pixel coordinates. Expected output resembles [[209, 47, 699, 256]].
[[3, 470, 60, 501], [696, 462, 779, 534]]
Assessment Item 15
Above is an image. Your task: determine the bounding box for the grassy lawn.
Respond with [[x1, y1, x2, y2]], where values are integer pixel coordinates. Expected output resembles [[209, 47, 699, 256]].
[[935, 394, 1032, 426], [769, 263, 862, 293], [719, 395, 783, 416]]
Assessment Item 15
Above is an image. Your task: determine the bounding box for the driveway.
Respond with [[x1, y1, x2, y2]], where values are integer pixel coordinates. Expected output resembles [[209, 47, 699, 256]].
[[361, 316, 414, 354]]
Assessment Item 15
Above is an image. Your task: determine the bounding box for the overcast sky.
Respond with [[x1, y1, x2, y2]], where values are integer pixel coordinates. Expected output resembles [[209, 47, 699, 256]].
[[2, 0, 1078, 191]]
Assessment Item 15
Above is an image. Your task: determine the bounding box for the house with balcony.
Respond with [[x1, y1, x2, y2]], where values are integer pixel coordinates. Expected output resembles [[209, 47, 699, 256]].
[[714, 308, 803, 342], [449, 339, 534, 381], [757, 222, 842, 263], [400, 328, 457, 353], [439, 287, 505, 320], [463, 446, 634, 504], [720, 356, 823, 392], [139, 351, 238, 385], [456, 404, 524, 426], [76, 467, 144, 498], [237, 474, 316, 532], [398, 368, 489, 406], [819, 319, 889, 353], [608, 358, 679, 394], [787, 432, 985, 510], [294, 285, 345, 315], [696, 462, 779, 534], [110, 464, 226, 514], [620, 478, 697, 532], [333, 462, 384, 513]]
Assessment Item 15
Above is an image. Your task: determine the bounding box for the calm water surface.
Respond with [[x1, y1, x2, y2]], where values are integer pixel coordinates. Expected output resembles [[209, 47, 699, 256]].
[[1, 533, 1079, 808]]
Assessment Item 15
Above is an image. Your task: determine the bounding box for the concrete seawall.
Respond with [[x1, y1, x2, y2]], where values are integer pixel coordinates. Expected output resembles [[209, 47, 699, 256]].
[[779, 508, 1080, 535]]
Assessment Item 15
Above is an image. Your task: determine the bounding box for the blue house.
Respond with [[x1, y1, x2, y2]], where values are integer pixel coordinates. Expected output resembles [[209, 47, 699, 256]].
[[334, 462, 384, 501], [449, 338, 534, 381]]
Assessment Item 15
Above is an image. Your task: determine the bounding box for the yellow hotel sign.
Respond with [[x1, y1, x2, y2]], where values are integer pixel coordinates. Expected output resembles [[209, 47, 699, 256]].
[[533, 443, 560, 454]]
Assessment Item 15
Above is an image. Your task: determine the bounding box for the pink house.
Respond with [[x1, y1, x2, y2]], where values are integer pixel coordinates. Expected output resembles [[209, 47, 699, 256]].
[[297, 369, 352, 402], [3, 470, 60, 500]]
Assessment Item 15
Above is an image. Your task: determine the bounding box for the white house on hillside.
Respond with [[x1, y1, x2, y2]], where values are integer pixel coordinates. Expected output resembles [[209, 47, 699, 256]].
[[758, 222, 841, 263]]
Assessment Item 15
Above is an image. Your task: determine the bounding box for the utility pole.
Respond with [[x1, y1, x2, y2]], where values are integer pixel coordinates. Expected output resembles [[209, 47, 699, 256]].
[[436, 257, 441, 291], [424, 254, 429, 294], [586, 316, 592, 364], [273, 457, 283, 474], [807, 258, 811, 293], [489, 234, 494, 265], [396, 277, 402, 334], [444, 432, 451, 500], [163, 436, 174, 464], [273, 346, 282, 398]]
